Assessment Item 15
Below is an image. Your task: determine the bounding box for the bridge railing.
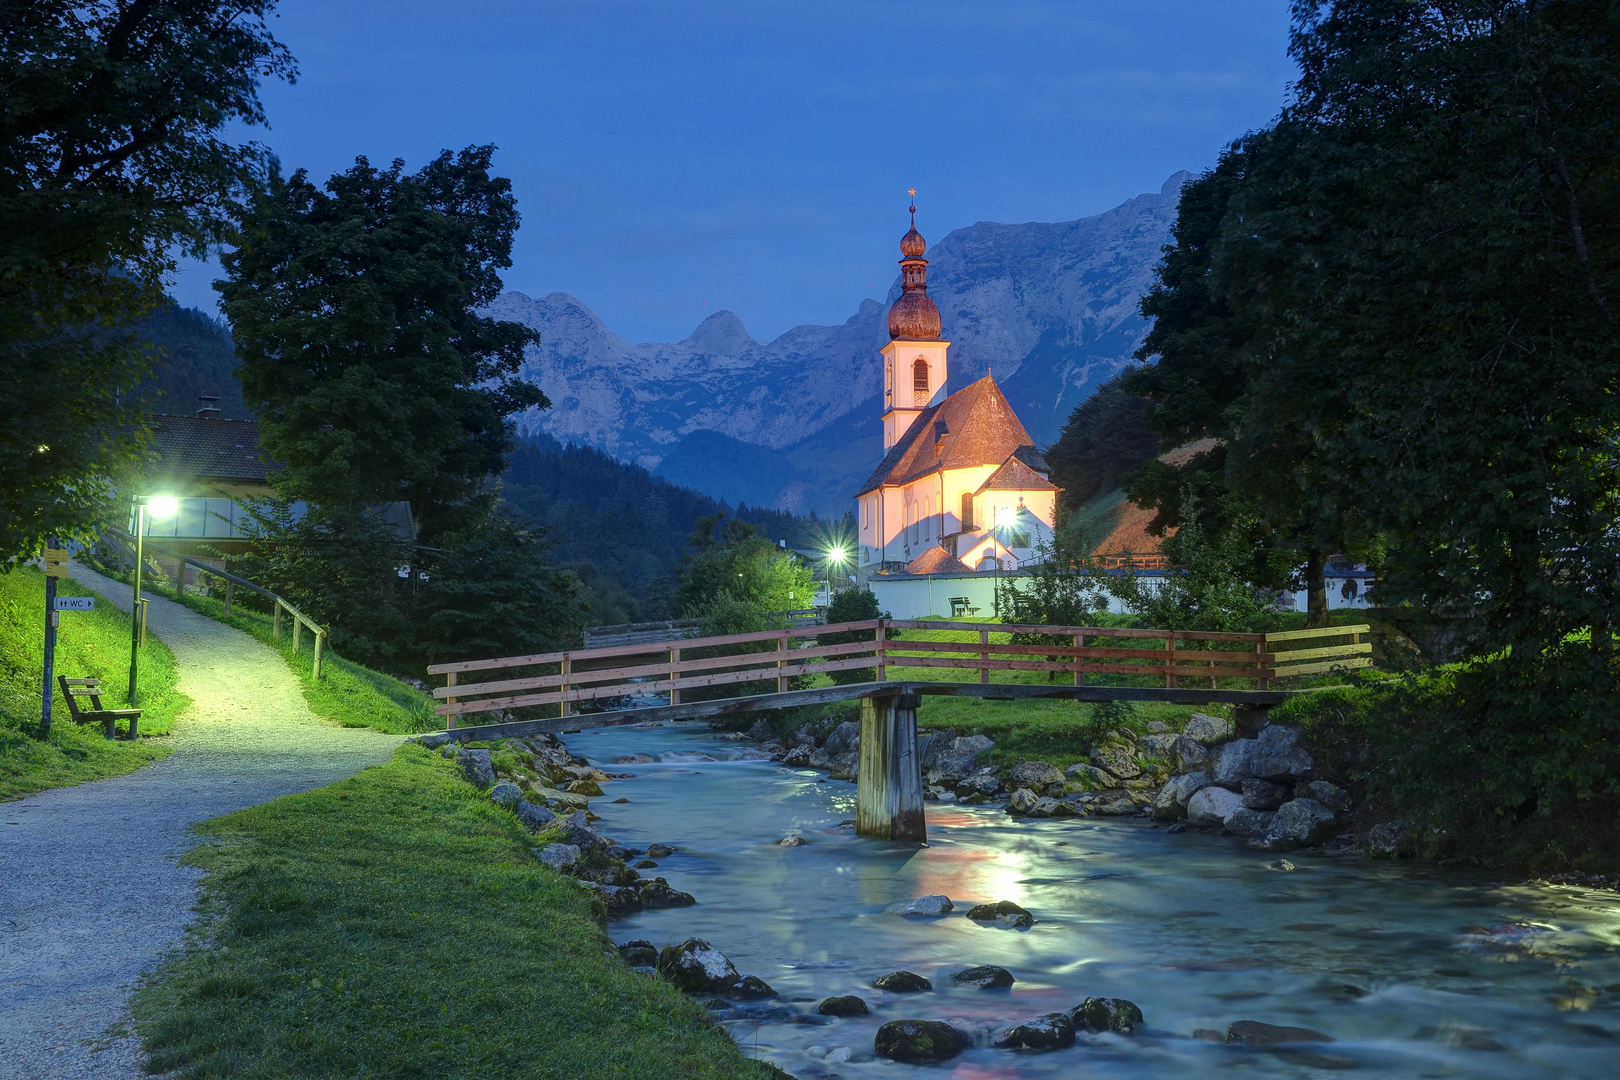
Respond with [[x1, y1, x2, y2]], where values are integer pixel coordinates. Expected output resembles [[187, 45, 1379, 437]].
[[426, 620, 1372, 728]]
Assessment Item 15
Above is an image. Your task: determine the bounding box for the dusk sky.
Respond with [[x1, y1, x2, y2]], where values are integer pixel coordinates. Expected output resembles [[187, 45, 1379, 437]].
[[170, 0, 1298, 343]]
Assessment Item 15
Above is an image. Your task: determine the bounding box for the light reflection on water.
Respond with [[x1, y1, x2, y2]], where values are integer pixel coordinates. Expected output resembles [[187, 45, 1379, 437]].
[[576, 724, 1620, 1078]]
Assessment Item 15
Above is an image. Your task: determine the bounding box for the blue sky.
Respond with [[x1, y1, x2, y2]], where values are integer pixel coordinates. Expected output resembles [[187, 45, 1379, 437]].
[[171, 0, 1297, 343]]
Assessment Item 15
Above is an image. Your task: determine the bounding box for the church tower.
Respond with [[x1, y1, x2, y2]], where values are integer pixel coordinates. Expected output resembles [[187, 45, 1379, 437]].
[[879, 197, 949, 449]]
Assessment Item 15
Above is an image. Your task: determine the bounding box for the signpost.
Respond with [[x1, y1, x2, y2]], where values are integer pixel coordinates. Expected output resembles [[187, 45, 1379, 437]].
[[40, 543, 68, 738], [53, 597, 94, 611]]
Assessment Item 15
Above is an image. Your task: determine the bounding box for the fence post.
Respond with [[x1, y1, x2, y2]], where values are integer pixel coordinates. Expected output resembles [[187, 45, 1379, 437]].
[[223, 578, 233, 619], [777, 632, 788, 693], [313, 629, 325, 680], [559, 655, 571, 718], [293, 612, 302, 652], [445, 671, 457, 731], [1073, 633, 1084, 687], [669, 647, 680, 705], [273, 601, 281, 640], [979, 627, 990, 685], [1258, 637, 1270, 690], [875, 620, 887, 682], [1165, 632, 1176, 689]]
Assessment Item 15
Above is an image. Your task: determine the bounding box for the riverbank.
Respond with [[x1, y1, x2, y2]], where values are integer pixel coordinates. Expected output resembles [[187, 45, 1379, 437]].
[[131, 742, 788, 1079], [0, 567, 185, 799]]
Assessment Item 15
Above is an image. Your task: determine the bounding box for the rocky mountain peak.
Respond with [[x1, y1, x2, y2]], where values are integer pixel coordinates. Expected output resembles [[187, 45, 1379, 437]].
[[680, 310, 756, 356]]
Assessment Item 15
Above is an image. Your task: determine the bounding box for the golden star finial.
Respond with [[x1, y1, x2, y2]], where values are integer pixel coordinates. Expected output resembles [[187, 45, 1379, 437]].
[[907, 188, 917, 197]]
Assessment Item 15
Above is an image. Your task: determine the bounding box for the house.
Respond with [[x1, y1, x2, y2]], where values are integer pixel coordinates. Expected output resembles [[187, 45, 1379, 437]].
[[855, 205, 1060, 582]]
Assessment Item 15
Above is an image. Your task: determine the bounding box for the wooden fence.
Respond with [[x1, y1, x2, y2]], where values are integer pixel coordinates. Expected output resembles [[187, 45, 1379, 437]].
[[427, 620, 1371, 727]]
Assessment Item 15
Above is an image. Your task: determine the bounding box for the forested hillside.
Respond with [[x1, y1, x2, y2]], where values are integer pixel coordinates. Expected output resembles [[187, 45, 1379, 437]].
[[137, 302, 249, 418]]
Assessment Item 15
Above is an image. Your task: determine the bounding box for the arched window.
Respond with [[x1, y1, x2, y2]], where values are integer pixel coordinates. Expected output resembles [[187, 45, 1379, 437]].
[[960, 492, 974, 529], [912, 358, 929, 405]]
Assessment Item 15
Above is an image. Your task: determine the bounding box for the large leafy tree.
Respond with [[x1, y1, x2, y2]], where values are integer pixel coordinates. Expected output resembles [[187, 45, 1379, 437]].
[[221, 146, 547, 527], [0, 0, 293, 562]]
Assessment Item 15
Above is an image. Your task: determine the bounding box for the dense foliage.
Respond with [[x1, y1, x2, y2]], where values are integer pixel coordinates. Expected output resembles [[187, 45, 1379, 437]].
[[0, 0, 291, 562], [136, 302, 248, 418], [673, 514, 817, 629], [1044, 373, 1159, 516], [817, 587, 890, 685]]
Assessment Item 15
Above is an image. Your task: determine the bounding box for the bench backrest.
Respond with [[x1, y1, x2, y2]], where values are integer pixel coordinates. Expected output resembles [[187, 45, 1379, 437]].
[[57, 676, 105, 715]]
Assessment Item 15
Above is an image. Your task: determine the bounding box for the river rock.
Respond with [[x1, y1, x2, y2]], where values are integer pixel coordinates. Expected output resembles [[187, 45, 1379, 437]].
[[1008, 787, 1040, 814], [823, 720, 861, 758], [1171, 736, 1210, 772], [1150, 771, 1212, 820], [1183, 712, 1234, 743], [487, 780, 521, 807], [951, 964, 1015, 989], [1136, 733, 1179, 759], [817, 995, 869, 1016], [645, 842, 676, 858], [1025, 796, 1077, 818], [808, 748, 831, 768], [1071, 996, 1145, 1034], [782, 745, 813, 767], [726, 974, 776, 999], [657, 938, 740, 993], [1303, 780, 1350, 814], [538, 843, 581, 870], [965, 901, 1034, 928], [1265, 798, 1337, 847], [827, 753, 859, 782], [458, 748, 495, 787], [955, 771, 1001, 799], [516, 799, 557, 830], [874, 1019, 970, 1063], [1186, 785, 1245, 827], [1364, 820, 1409, 858], [639, 878, 696, 907], [896, 895, 954, 916], [617, 938, 658, 966], [564, 779, 602, 797], [1094, 793, 1150, 816], [1090, 746, 1142, 780], [778, 832, 805, 846], [558, 811, 609, 850], [1250, 728, 1314, 783], [613, 752, 657, 763], [1223, 807, 1275, 837], [872, 970, 932, 992], [1241, 777, 1290, 810], [1006, 760, 1065, 791], [1066, 763, 1119, 789], [790, 723, 818, 747], [1208, 739, 1258, 787], [1226, 1020, 1334, 1045], [925, 734, 995, 782], [579, 881, 642, 915], [993, 1012, 1076, 1050]]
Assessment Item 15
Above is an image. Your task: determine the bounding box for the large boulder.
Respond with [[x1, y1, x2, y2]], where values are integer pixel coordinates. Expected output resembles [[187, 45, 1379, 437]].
[[1136, 733, 1180, 759], [1171, 736, 1210, 772], [1265, 798, 1338, 847], [1006, 760, 1064, 791], [727, 974, 776, 1000], [1090, 746, 1142, 780], [951, 964, 1015, 989], [1066, 763, 1120, 789], [557, 810, 609, 851], [488, 780, 522, 807], [1223, 807, 1275, 838], [817, 995, 869, 1016], [516, 799, 557, 831], [617, 939, 658, 966], [1364, 820, 1409, 858], [458, 748, 495, 787], [955, 771, 1001, 800], [1241, 777, 1290, 810], [1071, 996, 1144, 1034], [1303, 780, 1350, 814], [965, 901, 1034, 928], [827, 753, 859, 782], [638, 878, 696, 907], [924, 734, 995, 781], [1007, 788, 1040, 815], [823, 720, 861, 758], [993, 1013, 1076, 1050], [872, 970, 932, 992], [1208, 739, 1258, 787], [1150, 772, 1211, 820], [656, 938, 740, 993], [1226, 1020, 1333, 1046], [1187, 785, 1245, 827], [538, 843, 581, 871], [1024, 796, 1077, 819], [874, 1019, 970, 1063], [1182, 713, 1234, 743], [1250, 724, 1313, 783], [782, 745, 813, 767], [578, 881, 641, 915]]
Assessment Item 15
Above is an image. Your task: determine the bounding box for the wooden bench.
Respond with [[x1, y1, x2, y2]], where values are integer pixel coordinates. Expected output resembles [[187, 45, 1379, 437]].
[[57, 677, 141, 739], [948, 597, 980, 618]]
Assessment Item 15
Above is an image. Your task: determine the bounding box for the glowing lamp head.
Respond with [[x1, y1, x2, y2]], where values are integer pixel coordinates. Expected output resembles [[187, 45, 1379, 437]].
[[827, 546, 847, 565], [993, 506, 1017, 528], [145, 495, 180, 519]]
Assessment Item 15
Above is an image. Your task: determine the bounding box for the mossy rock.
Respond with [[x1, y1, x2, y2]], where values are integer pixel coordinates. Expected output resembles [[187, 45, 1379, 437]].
[[874, 1019, 969, 1062]]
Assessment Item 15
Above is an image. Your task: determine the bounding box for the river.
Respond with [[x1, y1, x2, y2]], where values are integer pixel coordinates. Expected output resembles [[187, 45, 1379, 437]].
[[575, 722, 1620, 1078]]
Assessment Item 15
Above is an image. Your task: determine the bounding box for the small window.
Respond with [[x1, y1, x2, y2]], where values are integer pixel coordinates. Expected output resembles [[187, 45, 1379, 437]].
[[961, 493, 974, 529], [913, 358, 929, 405]]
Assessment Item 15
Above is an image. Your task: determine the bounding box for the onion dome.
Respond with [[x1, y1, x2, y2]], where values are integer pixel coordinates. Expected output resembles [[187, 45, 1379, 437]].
[[888, 196, 941, 340]]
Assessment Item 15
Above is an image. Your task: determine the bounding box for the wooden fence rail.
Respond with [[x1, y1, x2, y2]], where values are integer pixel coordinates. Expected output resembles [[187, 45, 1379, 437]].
[[427, 619, 1372, 727]]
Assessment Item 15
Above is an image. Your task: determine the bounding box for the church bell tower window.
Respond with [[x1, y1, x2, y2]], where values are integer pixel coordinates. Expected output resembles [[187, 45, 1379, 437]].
[[913, 358, 929, 406]]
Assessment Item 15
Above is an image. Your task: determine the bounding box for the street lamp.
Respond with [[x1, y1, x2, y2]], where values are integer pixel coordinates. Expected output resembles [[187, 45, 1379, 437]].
[[992, 505, 1016, 615], [826, 545, 848, 593], [128, 494, 178, 705]]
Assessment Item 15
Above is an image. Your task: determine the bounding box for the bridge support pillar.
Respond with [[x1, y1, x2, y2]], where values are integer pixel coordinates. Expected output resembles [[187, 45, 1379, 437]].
[[856, 693, 925, 842]]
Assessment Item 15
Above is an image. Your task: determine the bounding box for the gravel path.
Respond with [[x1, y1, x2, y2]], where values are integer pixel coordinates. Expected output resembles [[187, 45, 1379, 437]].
[[0, 566, 405, 1079]]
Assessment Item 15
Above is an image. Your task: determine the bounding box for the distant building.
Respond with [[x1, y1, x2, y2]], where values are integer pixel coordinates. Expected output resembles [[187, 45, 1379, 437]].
[[855, 204, 1060, 581]]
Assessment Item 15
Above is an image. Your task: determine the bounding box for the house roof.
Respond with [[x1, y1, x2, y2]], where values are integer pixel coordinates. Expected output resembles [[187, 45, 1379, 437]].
[[857, 375, 1037, 495], [146, 415, 274, 483], [904, 547, 974, 575], [975, 454, 1059, 494]]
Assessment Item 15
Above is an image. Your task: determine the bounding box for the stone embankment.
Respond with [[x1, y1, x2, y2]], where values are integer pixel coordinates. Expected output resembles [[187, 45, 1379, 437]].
[[763, 710, 1405, 857]]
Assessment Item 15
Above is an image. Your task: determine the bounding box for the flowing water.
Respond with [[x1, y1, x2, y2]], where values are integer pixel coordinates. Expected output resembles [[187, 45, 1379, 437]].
[[577, 723, 1620, 1079]]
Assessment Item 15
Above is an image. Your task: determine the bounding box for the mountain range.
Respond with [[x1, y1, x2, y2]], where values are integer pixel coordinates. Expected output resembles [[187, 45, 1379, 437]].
[[490, 171, 1190, 517]]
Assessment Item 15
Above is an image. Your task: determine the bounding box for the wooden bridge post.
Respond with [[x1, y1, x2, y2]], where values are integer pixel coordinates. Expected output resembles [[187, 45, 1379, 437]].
[[668, 647, 680, 705], [559, 656, 572, 718], [855, 692, 925, 842], [776, 632, 788, 693], [1073, 633, 1084, 687], [979, 628, 990, 685]]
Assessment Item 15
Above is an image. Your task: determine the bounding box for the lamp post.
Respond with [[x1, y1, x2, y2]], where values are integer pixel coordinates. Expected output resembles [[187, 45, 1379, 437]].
[[826, 545, 848, 595], [128, 494, 178, 705], [992, 506, 1015, 617]]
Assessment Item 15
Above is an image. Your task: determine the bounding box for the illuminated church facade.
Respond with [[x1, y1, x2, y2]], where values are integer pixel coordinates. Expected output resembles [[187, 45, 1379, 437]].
[[855, 205, 1059, 582]]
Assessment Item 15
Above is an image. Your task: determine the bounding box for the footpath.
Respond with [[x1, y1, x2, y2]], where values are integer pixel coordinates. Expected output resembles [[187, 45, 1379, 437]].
[[0, 565, 404, 1080]]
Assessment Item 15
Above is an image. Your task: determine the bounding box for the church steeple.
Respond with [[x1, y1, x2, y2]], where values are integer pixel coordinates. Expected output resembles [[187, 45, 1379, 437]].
[[879, 192, 949, 448]]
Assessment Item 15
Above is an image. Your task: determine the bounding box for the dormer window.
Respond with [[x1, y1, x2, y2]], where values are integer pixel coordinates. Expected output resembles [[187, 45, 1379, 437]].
[[912, 358, 929, 406]]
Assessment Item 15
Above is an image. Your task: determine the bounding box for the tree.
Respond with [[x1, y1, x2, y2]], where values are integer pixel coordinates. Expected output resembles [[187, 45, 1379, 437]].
[[0, 0, 293, 562], [1045, 372, 1159, 517], [818, 586, 891, 685], [673, 514, 816, 620], [220, 146, 547, 527]]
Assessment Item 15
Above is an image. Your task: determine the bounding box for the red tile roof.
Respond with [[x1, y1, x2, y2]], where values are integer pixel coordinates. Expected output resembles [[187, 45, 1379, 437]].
[[857, 376, 1037, 495], [146, 415, 275, 482], [904, 547, 974, 575]]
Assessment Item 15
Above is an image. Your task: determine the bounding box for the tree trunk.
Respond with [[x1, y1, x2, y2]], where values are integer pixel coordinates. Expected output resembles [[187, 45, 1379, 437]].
[[1305, 548, 1330, 628]]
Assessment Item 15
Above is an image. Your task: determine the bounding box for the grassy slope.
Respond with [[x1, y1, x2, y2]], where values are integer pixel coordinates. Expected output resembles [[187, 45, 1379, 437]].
[[86, 562, 437, 736], [0, 567, 186, 799], [133, 743, 785, 1080]]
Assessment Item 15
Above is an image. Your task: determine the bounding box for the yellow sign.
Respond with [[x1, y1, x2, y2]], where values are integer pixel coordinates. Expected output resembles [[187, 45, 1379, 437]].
[[43, 548, 69, 578]]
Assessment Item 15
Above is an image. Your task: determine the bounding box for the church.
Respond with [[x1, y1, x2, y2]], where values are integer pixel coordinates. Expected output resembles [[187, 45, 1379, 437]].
[[855, 205, 1060, 582]]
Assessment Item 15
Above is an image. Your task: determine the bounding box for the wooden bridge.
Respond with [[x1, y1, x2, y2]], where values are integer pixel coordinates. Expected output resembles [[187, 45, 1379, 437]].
[[420, 620, 1370, 843]]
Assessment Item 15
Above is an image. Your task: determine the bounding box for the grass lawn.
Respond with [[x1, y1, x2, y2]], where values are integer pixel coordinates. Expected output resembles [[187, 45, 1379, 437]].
[[85, 560, 438, 736], [132, 743, 786, 1080], [0, 567, 186, 799]]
